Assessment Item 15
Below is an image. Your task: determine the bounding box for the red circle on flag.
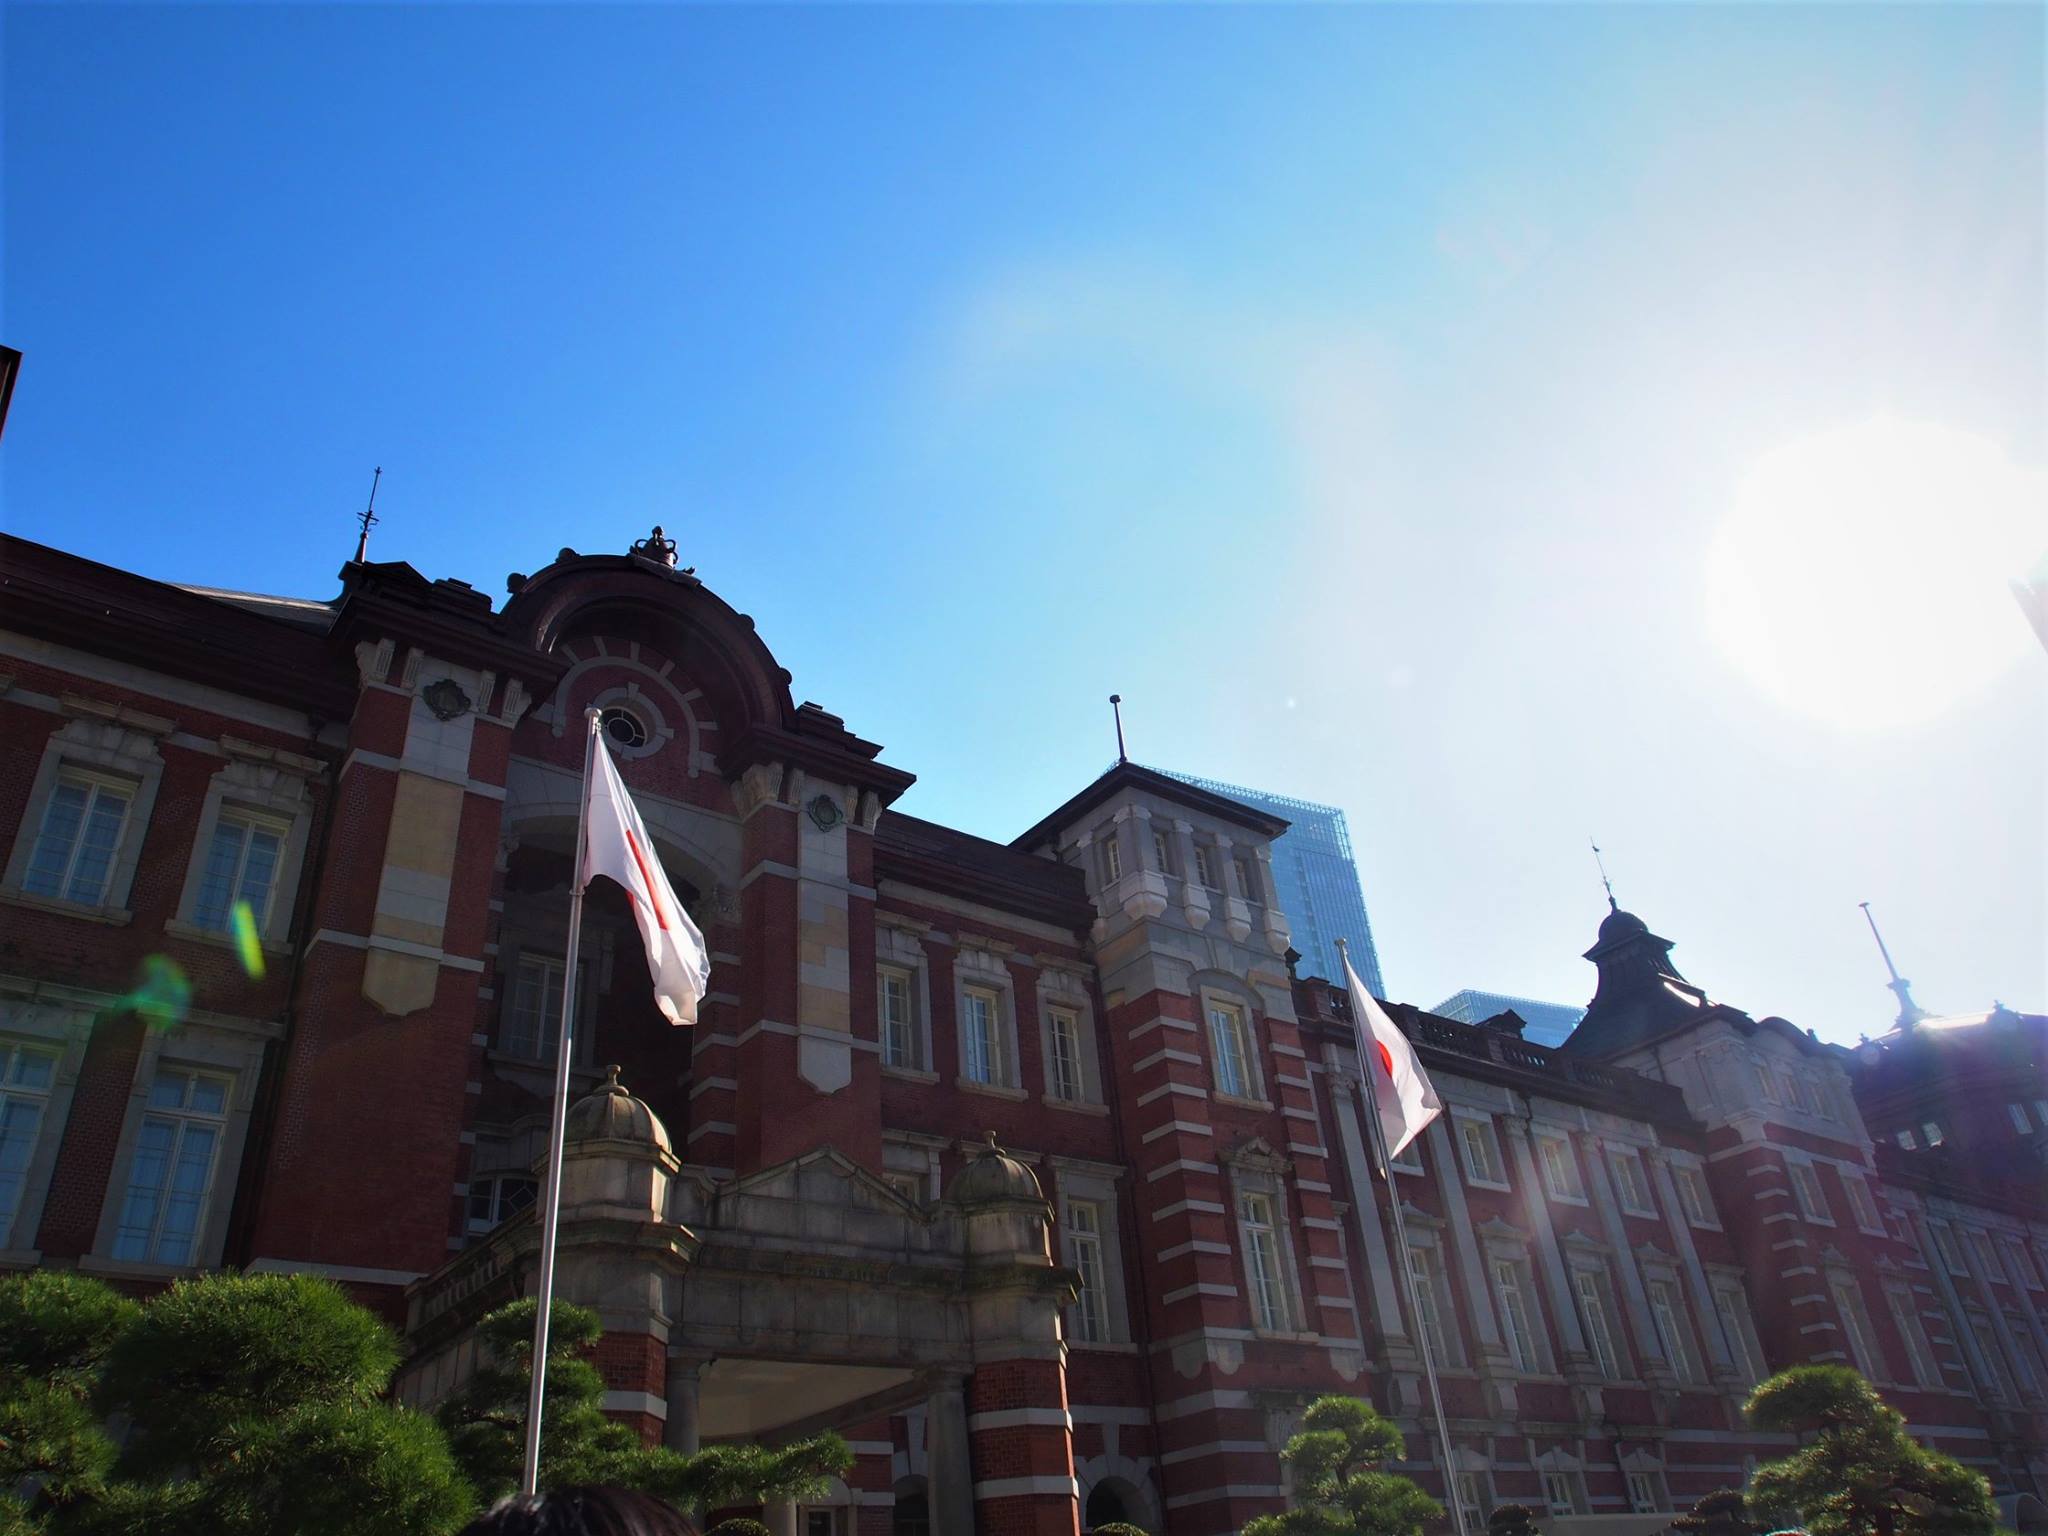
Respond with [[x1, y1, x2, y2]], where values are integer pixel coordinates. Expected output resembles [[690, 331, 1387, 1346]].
[[1376, 1041, 1395, 1078]]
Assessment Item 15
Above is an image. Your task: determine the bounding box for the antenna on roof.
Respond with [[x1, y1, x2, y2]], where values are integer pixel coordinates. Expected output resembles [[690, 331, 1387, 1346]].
[[1109, 694, 1128, 765], [1590, 838, 1617, 912], [1859, 902, 1929, 1029], [353, 467, 382, 563]]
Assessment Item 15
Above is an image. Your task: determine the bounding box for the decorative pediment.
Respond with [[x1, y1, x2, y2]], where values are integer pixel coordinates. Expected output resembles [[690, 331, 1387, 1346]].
[[1820, 1244, 1850, 1267], [1477, 1217, 1528, 1248], [1225, 1135, 1291, 1175], [1634, 1241, 1677, 1267], [1395, 1199, 1445, 1232], [1561, 1230, 1611, 1258]]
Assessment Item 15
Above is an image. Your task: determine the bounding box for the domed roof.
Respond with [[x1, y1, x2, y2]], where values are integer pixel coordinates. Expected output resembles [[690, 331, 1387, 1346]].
[[1597, 907, 1649, 944], [945, 1133, 1044, 1206], [564, 1065, 671, 1154]]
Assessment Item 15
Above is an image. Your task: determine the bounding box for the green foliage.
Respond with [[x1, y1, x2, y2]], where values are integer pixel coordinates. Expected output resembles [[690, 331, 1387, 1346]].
[[0, 1271, 139, 1524], [1241, 1396, 1443, 1536], [1089, 1525, 1150, 1536], [1745, 1365, 1996, 1536], [705, 1523, 773, 1536], [1669, 1489, 1757, 1536], [440, 1297, 849, 1512], [1485, 1505, 1539, 1536]]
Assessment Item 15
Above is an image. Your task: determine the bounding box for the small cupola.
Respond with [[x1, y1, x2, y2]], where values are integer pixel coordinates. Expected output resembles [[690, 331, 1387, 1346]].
[[554, 1066, 678, 1223]]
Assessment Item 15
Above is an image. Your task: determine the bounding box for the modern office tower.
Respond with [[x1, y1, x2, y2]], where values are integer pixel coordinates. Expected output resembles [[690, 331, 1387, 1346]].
[[1432, 988, 1586, 1048], [1156, 770, 1385, 996]]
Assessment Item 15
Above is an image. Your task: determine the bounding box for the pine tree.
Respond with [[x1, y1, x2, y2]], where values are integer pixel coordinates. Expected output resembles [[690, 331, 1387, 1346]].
[[1485, 1504, 1539, 1536], [1241, 1396, 1443, 1536], [1746, 1365, 1996, 1536], [1668, 1489, 1756, 1536], [0, 1272, 138, 1532]]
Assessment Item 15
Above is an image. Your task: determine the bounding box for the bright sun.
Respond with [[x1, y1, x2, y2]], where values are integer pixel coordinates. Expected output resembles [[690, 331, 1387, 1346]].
[[1707, 417, 2044, 730]]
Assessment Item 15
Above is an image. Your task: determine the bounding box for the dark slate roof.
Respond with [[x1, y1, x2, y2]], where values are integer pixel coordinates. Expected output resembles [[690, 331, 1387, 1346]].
[[875, 811, 1094, 933], [1009, 760, 1290, 854]]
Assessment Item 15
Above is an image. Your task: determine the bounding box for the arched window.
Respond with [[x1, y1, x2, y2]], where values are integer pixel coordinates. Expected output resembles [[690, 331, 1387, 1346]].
[[1085, 1479, 1134, 1530]]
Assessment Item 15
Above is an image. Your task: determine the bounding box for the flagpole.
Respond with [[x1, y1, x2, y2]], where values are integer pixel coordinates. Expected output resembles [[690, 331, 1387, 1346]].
[[520, 707, 602, 1496], [1338, 938, 1470, 1536]]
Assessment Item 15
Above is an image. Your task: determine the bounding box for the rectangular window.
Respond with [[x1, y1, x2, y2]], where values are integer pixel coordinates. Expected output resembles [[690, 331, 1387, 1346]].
[[1897, 1128, 1917, 1150], [1931, 1223, 1970, 1276], [879, 968, 917, 1070], [2010, 1321, 2048, 1402], [1784, 1073, 1811, 1112], [1455, 1474, 1486, 1529], [1610, 1148, 1654, 1216], [1833, 1279, 1884, 1380], [1714, 1279, 1764, 1386], [1543, 1472, 1577, 1517], [1811, 1078, 1838, 1121], [961, 988, 1003, 1086], [1152, 830, 1172, 873], [1207, 1002, 1252, 1099], [192, 811, 286, 932], [504, 955, 564, 1060], [1537, 1135, 1584, 1201], [1674, 1164, 1713, 1226], [2012, 1103, 2034, 1134], [23, 772, 132, 906], [2035, 1099, 2048, 1127], [883, 1170, 926, 1205], [1627, 1471, 1662, 1513], [1969, 1230, 2006, 1283], [1493, 1258, 1538, 1372], [1409, 1245, 1450, 1363], [465, 1173, 536, 1235], [1843, 1174, 1882, 1233], [1969, 1311, 2014, 1403], [0, 1041, 59, 1243], [1240, 1192, 1292, 1332], [1232, 856, 1256, 902], [1103, 838, 1121, 883], [1576, 1269, 1622, 1380], [1458, 1117, 1504, 1186], [1194, 845, 1217, 889], [1922, 1120, 1945, 1146], [1047, 1008, 1085, 1102], [111, 1067, 230, 1265], [1066, 1199, 1108, 1344], [1648, 1279, 1698, 1384], [1788, 1162, 1832, 1224], [1389, 1134, 1423, 1176], [2007, 1239, 2043, 1291], [1754, 1064, 1780, 1104], [1886, 1286, 1938, 1388]]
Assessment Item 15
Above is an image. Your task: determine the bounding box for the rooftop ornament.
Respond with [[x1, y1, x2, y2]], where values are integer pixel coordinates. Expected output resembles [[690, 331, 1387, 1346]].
[[631, 525, 694, 575]]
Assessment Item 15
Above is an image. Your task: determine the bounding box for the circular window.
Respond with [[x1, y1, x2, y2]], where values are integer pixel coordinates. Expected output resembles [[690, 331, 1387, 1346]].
[[600, 706, 649, 751]]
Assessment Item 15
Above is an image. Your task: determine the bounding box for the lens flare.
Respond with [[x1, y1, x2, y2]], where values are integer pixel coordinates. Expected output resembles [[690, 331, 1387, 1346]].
[[121, 955, 192, 1030], [231, 899, 267, 979]]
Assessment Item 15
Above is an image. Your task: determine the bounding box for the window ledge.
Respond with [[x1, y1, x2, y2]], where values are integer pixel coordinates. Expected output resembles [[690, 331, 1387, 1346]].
[[1466, 1177, 1513, 1193], [1547, 1192, 1591, 1208], [1618, 1206, 1660, 1221], [1213, 1092, 1274, 1112], [1042, 1095, 1110, 1116], [0, 1247, 44, 1271], [77, 1254, 201, 1282], [881, 1065, 940, 1085], [956, 1077, 1028, 1101], [163, 917, 294, 957], [0, 888, 132, 926], [1069, 1339, 1140, 1354]]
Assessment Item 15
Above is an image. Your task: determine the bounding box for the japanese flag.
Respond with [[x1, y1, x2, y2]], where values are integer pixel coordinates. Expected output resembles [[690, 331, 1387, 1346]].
[[581, 738, 709, 1025], [1343, 950, 1441, 1162]]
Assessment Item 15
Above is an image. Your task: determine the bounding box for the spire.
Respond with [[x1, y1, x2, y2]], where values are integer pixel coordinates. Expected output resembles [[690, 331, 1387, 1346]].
[[1860, 902, 1929, 1028], [1590, 838, 1617, 912], [1109, 694, 1128, 764], [353, 467, 382, 563]]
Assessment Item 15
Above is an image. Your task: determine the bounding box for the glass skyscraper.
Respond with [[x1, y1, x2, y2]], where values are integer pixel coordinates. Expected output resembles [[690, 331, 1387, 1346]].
[[1156, 769, 1385, 997], [1432, 989, 1586, 1048]]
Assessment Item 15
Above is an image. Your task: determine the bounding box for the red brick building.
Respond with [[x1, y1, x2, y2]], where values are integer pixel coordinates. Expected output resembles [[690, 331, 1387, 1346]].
[[2, 526, 2044, 1535]]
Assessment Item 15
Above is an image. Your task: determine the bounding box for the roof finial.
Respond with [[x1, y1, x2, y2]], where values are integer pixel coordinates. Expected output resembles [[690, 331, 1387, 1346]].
[[1109, 694, 1128, 765], [1590, 838, 1617, 912], [1860, 902, 1929, 1028], [353, 466, 382, 563]]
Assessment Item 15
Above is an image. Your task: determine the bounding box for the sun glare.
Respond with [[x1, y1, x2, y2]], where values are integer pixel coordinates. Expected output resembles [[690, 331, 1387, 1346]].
[[1707, 418, 2044, 729]]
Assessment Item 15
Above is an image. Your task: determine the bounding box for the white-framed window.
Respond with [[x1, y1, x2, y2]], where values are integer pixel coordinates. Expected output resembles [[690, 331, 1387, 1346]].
[[1648, 1277, 1699, 1385], [110, 1067, 230, 1265], [191, 809, 289, 933], [1454, 1472, 1489, 1529], [1930, 1222, 1970, 1276], [1843, 1173, 1884, 1234], [465, 1173, 537, 1235], [1609, 1147, 1655, 1216], [882, 1170, 926, 1205], [1542, 1470, 1581, 1516], [1492, 1257, 1540, 1372], [1810, 1076, 1838, 1121], [2006, 1238, 2043, 1291], [1102, 837, 1122, 884], [1047, 1008, 1085, 1102], [1673, 1163, 1715, 1227], [0, 1040, 59, 1245], [1066, 1198, 1108, 1343], [2011, 1103, 2034, 1135], [1232, 855, 1257, 903], [1788, 1161, 1832, 1224], [1408, 1242, 1457, 1364], [880, 966, 920, 1071], [1967, 1310, 2015, 1404], [1922, 1119, 1945, 1146], [1754, 1064, 1780, 1104], [961, 987, 1004, 1086], [1239, 1191, 1296, 1333], [23, 771, 134, 907], [1713, 1277, 1765, 1386], [1193, 844, 1217, 889], [1207, 1000, 1255, 1100], [1897, 1128, 1917, 1150], [1456, 1115, 1507, 1189], [1784, 1073, 1811, 1113], [1151, 829, 1173, 873], [503, 954, 566, 1060], [2009, 1319, 2048, 1402], [1575, 1266, 1623, 1380], [1832, 1278, 1884, 1380], [1969, 1229, 2007, 1284], [2035, 1098, 2048, 1126], [1537, 1134, 1585, 1202], [1883, 1286, 1937, 1388], [1626, 1470, 1664, 1513], [1388, 1128, 1424, 1176]]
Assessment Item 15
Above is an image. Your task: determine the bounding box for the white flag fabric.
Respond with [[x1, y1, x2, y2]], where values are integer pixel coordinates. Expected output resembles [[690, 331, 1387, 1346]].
[[1343, 951, 1442, 1162], [580, 739, 709, 1025]]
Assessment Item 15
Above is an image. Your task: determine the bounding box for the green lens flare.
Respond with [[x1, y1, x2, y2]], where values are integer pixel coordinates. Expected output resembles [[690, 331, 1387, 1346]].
[[232, 899, 266, 978], [122, 955, 192, 1030]]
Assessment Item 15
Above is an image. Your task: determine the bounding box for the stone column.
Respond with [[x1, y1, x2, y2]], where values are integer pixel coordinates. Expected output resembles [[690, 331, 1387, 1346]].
[[1645, 1150, 1736, 1374], [927, 1373, 975, 1536], [663, 1357, 702, 1456], [1330, 1068, 1411, 1347], [1215, 836, 1253, 943], [1583, 1136, 1671, 1383], [1914, 1214, 1998, 1398], [1171, 818, 1210, 930], [1424, 1118, 1508, 1367], [763, 1501, 798, 1536], [1502, 1116, 1588, 1363]]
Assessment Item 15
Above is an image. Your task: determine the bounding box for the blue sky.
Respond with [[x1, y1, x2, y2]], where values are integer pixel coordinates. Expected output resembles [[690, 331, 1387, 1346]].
[[4, 3, 2042, 1044]]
